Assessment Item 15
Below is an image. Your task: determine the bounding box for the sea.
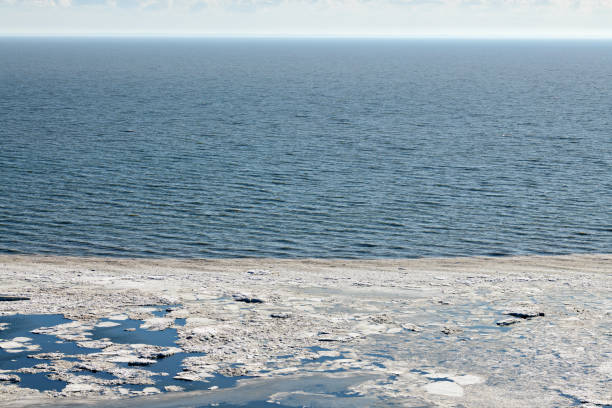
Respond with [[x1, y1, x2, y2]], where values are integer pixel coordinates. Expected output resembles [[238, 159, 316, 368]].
[[1, 38, 610, 258]]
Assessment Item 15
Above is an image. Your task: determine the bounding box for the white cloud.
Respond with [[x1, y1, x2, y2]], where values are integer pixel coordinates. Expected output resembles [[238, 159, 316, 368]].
[[1, 0, 612, 36], [4, 0, 612, 10]]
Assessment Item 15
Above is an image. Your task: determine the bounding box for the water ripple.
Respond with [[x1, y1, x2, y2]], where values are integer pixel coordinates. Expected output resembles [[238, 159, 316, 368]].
[[1, 39, 611, 258]]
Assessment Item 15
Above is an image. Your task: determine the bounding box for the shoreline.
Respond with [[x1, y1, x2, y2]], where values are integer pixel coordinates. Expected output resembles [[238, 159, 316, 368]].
[[2, 251, 610, 272], [1, 254, 610, 407]]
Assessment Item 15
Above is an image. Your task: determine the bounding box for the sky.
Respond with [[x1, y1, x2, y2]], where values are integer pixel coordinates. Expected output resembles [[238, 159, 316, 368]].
[[1, 0, 612, 38]]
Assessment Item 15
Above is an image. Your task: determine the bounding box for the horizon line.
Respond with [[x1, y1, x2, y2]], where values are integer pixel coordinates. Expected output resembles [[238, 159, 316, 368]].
[[3, 33, 612, 40]]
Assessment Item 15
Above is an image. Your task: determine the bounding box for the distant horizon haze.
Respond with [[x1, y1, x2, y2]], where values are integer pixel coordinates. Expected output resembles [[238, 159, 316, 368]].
[[3, 34, 612, 40], [1, 0, 611, 38]]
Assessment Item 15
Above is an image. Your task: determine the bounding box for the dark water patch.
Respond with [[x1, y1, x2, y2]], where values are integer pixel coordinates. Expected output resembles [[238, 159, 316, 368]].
[[89, 305, 182, 347], [0, 314, 99, 366], [16, 372, 66, 392], [0, 314, 69, 336], [91, 320, 177, 348], [0, 311, 235, 395], [0, 314, 98, 391]]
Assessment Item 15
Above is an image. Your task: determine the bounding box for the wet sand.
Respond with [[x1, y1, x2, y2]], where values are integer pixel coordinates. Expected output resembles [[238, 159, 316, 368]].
[[0, 254, 610, 407]]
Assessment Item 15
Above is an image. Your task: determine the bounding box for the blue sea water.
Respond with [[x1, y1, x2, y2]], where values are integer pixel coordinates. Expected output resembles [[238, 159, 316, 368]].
[[0, 38, 610, 258]]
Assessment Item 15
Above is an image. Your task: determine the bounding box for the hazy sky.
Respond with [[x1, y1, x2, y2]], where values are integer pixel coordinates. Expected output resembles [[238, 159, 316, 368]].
[[1, 0, 612, 37]]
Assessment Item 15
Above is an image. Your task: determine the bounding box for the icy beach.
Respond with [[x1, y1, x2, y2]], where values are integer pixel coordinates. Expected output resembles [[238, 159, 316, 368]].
[[0, 254, 610, 407]]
